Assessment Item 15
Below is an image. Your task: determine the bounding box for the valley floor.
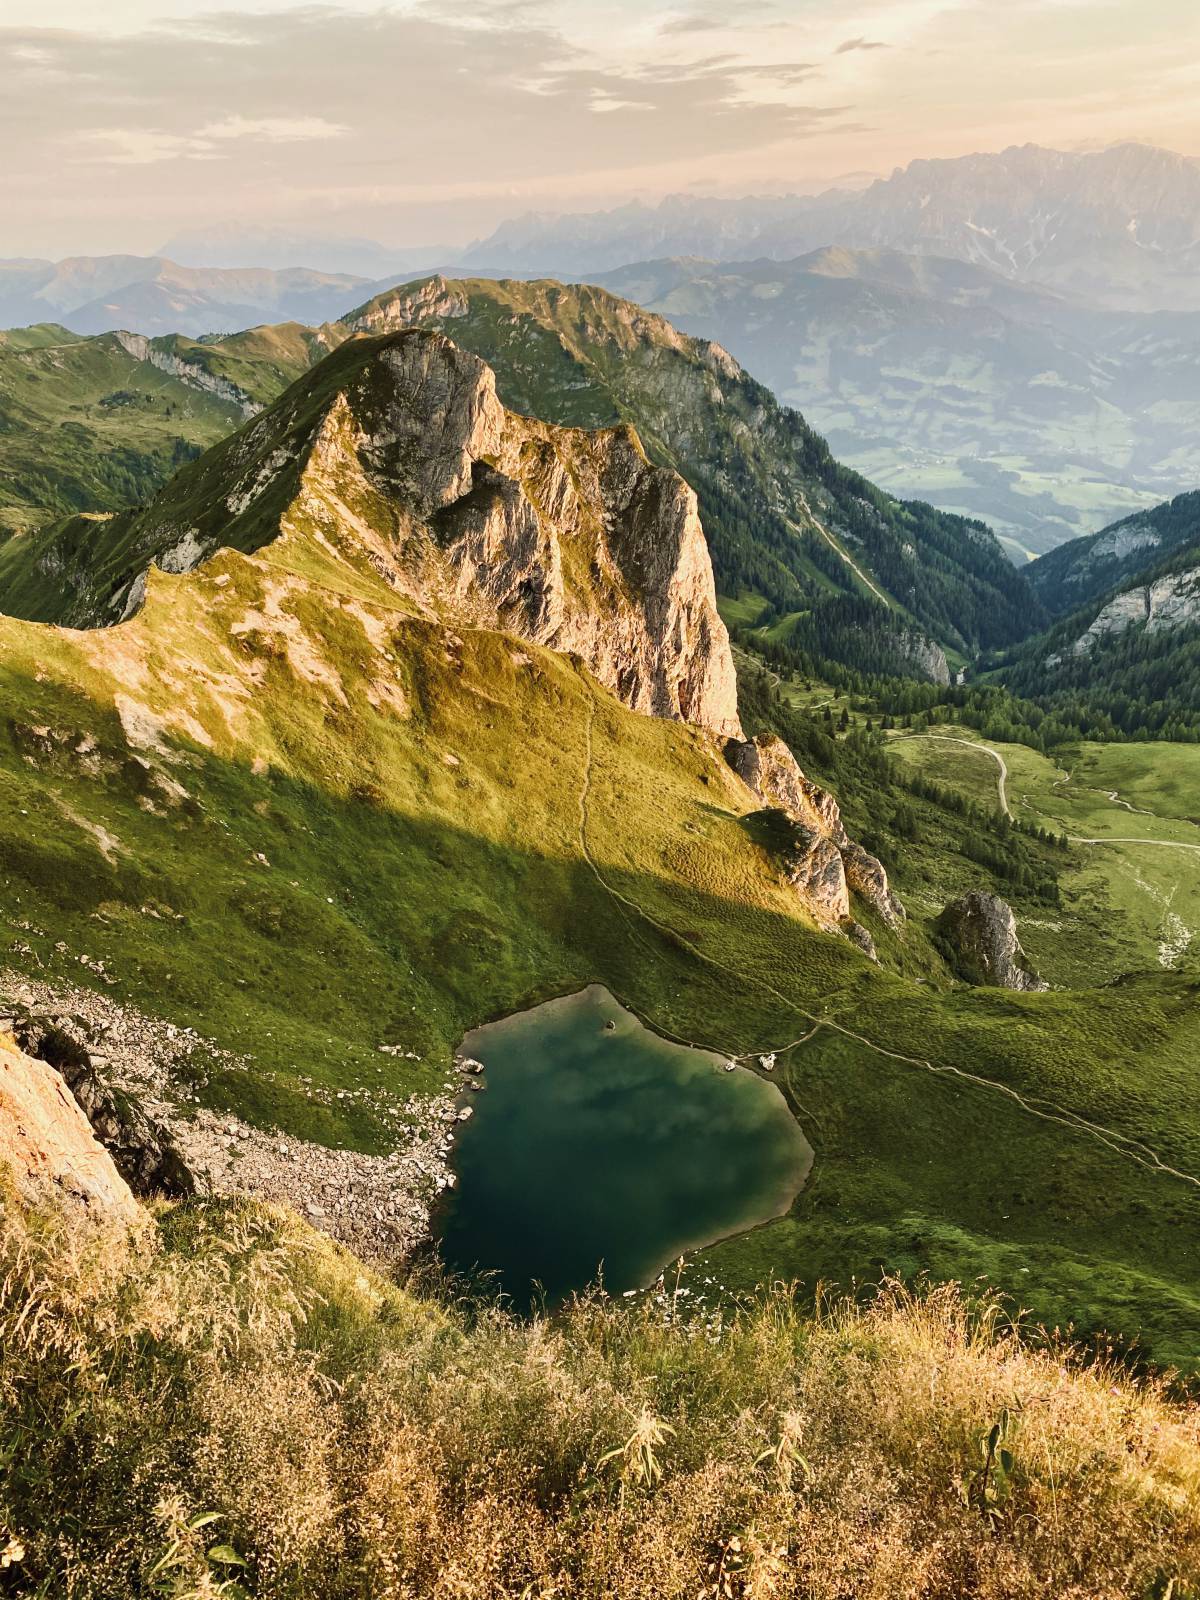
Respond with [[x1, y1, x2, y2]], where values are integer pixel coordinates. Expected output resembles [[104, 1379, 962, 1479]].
[[885, 731, 1200, 985]]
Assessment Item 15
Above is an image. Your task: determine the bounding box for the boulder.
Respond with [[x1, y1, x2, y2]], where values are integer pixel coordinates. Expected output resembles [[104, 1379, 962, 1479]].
[[0, 1030, 143, 1226], [938, 891, 1047, 991]]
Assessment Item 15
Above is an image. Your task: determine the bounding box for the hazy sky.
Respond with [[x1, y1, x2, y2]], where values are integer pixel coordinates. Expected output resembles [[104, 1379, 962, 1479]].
[[3, 0, 1198, 258]]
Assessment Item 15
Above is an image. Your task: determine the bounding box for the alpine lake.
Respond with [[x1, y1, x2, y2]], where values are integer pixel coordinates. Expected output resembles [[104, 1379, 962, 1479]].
[[437, 985, 813, 1305]]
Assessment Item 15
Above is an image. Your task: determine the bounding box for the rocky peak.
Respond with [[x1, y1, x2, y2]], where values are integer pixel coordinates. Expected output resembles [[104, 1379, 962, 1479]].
[[937, 890, 1047, 991], [131, 329, 744, 740], [728, 733, 905, 934]]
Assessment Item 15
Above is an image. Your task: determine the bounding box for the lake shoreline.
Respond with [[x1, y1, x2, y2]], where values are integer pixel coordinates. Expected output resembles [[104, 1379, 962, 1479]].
[[438, 983, 814, 1305]]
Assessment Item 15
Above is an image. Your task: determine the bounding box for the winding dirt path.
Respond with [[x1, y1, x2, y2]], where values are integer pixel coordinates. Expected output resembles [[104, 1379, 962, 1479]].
[[732, 646, 781, 689], [890, 732, 1012, 818], [576, 686, 1200, 1192], [1068, 835, 1200, 852]]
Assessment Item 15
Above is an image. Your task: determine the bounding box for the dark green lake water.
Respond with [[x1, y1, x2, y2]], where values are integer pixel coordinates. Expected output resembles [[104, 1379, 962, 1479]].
[[437, 985, 812, 1304]]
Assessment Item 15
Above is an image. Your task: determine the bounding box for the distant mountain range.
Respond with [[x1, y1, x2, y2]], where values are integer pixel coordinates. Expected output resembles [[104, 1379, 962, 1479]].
[[4, 141, 1199, 560], [155, 226, 446, 281], [597, 249, 1200, 559], [463, 144, 1200, 314], [0, 256, 375, 337]]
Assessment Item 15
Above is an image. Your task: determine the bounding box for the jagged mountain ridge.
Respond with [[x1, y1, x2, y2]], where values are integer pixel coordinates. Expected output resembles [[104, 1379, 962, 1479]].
[[0, 277, 1042, 680], [464, 144, 1200, 312], [93, 328, 744, 739], [344, 276, 1039, 668]]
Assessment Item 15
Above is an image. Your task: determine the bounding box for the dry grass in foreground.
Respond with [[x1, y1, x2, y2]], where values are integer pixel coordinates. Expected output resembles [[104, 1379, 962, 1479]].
[[0, 1189, 1197, 1600]]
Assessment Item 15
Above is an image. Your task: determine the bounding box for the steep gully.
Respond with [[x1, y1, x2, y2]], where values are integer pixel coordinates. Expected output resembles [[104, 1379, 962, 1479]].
[[576, 683, 1200, 1193], [788, 495, 891, 608]]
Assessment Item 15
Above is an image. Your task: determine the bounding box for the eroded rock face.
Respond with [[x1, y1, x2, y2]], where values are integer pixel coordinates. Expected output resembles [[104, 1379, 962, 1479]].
[[333, 334, 742, 737], [938, 891, 1047, 991], [729, 734, 847, 843], [129, 329, 743, 740], [730, 733, 905, 929], [780, 824, 850, 924], [0, 1030, 143, 1225], [1059, 566, 1200, 661]]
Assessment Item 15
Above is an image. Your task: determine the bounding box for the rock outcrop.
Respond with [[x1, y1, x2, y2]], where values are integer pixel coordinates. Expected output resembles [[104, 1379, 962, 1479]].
[[1065, 567, 1200, 657], [123, 329, 743, 740], [937, 891, 1047, 991], [0, 1029, 143, 1225], [729, 732, 904, 934], [11, 1011, 195, 1199], [779, 823, 851, 924]]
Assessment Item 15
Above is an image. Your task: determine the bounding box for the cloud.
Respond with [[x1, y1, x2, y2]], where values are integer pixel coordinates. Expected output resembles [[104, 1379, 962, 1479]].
[[75, 114, 349, 165], [76, 128, 211, 165], [659, 11, 724, 33], [198, 115, 350, 144], [0, 6, 849, 252], [835, 37, 889, 54]]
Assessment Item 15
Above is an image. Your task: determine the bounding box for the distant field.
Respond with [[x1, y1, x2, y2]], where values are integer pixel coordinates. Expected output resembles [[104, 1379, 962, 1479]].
[[821, 436, 1171, 562], [886, 730, 1200, 984]]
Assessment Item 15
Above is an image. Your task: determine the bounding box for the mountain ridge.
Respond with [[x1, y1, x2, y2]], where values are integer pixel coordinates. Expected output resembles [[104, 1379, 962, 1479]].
[[594, 248, 1200, 558], [0, 276, 1042, 682], [463, 143, 1200, 312]]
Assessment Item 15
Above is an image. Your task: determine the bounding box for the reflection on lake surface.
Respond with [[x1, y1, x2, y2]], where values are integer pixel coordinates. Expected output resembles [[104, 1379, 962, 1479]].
[[437, 985, 812, 1304]]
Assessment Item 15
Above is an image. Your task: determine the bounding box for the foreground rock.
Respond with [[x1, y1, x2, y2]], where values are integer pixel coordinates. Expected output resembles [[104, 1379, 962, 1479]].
[[11, 1010, 194, 1199], [0, 972, 456, 1266], [938, 891, 1048, 991], [0, 1029, 142, 1226], [729, 733, 904, 935]]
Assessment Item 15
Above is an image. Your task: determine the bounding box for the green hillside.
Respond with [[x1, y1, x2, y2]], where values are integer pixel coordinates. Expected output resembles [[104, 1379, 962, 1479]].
[[0, 321, 338, 539]]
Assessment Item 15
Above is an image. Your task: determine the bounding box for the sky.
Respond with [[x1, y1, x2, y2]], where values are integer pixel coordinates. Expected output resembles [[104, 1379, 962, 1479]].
[[2, 0, 1199, 259]]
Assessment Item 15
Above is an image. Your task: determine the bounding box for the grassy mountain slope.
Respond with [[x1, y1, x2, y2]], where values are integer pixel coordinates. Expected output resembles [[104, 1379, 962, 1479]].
[[0, 336, 1196, 1365], [4, 1194, 1198, 1598]]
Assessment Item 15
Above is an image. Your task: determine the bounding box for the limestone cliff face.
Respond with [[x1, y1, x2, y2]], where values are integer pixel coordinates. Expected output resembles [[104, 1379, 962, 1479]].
[[1065, 566, 1200, 657], [128, 330, 743, 740], [728, 733, 905, 933], [0, 1030, 142, 1225], [938, 891, 1047, 991], [113, 331, 260, 418]]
